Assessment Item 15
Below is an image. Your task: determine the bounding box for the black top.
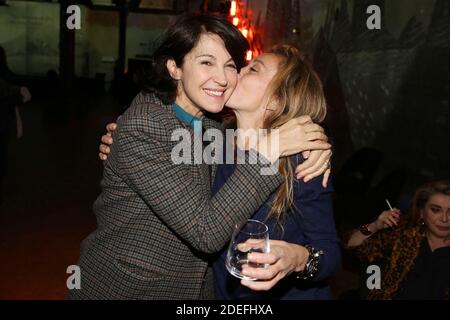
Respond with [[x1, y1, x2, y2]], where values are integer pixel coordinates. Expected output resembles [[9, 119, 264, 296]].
[[395, 239, 450, 300]]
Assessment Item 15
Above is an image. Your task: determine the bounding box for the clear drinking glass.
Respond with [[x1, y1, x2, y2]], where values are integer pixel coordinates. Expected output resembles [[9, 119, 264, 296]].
[[225, 219, 270, 280]]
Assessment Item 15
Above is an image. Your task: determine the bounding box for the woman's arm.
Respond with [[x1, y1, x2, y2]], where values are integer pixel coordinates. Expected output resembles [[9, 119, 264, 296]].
[[239, 240, 309, 291], [99, 121, 333, 184], [345, 210, 400, 264], [110, 109, 328, 254], [292, 175, 341, 281], [240, 174, 341, 291], [346, 209, 401, 247]]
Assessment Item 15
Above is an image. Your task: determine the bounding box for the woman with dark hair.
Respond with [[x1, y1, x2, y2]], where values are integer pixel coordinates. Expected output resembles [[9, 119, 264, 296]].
[[70, 14, 332, 300], [346, 179, 450, 299]]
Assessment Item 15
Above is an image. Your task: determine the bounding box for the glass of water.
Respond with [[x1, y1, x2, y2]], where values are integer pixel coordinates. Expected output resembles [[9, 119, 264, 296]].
[[225, 219, 270, 280]]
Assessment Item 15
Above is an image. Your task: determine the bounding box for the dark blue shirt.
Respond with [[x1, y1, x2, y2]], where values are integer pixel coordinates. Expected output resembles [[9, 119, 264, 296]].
[[212, 154, 342, 300]]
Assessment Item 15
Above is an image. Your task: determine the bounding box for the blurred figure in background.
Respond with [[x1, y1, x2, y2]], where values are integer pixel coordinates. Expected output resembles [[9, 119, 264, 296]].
[[346, 179, 450, 299], [0, 46, 31, 201]]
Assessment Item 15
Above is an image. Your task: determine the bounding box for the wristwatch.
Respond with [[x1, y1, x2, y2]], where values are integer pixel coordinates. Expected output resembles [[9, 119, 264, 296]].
[[359, 223, 373, 236], [295, 245, 323, 280]]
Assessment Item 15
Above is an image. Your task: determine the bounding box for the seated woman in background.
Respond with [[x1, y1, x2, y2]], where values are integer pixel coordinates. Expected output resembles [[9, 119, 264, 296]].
[[100, 45, 341, 299], [346, 179, 450, 300]]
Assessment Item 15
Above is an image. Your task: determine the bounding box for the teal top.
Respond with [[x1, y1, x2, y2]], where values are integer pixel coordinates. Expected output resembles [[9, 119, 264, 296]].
[[172, 102, 203, 131]]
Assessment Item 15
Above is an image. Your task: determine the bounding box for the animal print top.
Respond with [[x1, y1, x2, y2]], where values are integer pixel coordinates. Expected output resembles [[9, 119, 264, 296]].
[[348, 221, 450, 300]]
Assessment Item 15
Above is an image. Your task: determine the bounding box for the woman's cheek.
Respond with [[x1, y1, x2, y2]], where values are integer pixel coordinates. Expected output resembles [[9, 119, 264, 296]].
[[228, 72, 239, 88]]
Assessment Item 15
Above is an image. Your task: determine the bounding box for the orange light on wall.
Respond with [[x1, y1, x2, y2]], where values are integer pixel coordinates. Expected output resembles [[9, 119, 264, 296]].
[[230, 1, 237, 16], [246, 50, 253, 61], [227, 1, 261, 64], [248, 29, 253, 39]]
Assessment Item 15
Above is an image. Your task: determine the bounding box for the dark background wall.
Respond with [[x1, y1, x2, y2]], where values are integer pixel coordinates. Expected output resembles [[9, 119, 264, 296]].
[[262, 0, 449, 224]]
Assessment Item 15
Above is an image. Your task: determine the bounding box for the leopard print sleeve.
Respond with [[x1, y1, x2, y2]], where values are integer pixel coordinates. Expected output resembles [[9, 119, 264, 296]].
[[357, 231, 392, 263]]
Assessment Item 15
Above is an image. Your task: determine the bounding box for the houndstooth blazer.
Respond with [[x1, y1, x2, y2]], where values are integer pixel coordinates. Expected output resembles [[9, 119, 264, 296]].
[[68, 93, 283, 300]]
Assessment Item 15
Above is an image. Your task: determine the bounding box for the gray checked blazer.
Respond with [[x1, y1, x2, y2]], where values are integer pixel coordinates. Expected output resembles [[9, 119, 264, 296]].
[[68, 93, 283, 300]]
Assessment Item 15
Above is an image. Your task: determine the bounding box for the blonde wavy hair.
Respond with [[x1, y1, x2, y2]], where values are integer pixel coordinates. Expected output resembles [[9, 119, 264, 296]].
[[261, 44, 327, 224]]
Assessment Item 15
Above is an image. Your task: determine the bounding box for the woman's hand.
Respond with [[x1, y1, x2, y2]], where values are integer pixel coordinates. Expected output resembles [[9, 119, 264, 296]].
[[240, 240, 309, 291], [298, 147, 332, 188], [256, 116, 332, 186], [372, 209, 401, 232], [256, 115, 331, 162], [98, 122, 117, 161], [347, 209, 401, 248]]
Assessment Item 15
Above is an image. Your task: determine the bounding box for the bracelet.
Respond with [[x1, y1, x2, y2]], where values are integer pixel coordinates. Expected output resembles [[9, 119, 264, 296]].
[[359, 223, 373, 236], [295, 245, 324, 280]]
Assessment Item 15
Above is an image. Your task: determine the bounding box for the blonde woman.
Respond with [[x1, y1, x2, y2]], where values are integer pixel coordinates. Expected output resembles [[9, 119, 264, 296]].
[[211, 45, 340, 299]]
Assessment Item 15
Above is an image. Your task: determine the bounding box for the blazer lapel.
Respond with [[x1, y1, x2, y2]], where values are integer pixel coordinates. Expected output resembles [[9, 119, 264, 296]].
[[202, 117, 224, 186], [146, 93, 223, 188]]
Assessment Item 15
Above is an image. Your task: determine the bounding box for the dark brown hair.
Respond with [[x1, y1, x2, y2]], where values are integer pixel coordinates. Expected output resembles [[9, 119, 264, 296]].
[[141, 14, 249, 104]]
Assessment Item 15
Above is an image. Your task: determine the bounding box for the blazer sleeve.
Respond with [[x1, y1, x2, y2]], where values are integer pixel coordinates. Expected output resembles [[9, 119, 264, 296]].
[[294, 174, 342, 281], [114, 113, 284, 254]]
